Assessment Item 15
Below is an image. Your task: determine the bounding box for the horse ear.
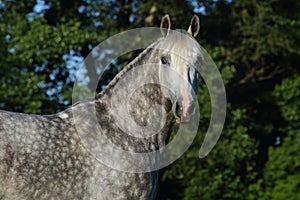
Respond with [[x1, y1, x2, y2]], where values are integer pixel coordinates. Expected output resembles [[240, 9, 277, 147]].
[[187, 15, 200, 37], [160, 14, 171, 37]]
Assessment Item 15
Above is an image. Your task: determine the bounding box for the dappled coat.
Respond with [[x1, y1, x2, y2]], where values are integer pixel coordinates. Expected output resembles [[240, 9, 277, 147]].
[[0, 15, 201, 200]]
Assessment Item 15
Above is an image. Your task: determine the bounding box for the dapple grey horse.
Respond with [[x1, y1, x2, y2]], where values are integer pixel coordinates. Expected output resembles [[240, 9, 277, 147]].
[[0, 15, 201, 199]]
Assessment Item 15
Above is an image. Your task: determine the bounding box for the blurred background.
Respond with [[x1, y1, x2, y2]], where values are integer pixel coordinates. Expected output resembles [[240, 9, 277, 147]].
[[0, 0, 300, 199]]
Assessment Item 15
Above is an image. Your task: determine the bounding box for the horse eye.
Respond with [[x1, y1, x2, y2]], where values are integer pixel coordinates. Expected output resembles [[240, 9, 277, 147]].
[[161, 56, 168, 64]]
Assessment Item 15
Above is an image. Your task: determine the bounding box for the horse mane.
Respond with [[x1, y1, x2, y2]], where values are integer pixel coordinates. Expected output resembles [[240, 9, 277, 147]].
[[95, 40, 160, 100]]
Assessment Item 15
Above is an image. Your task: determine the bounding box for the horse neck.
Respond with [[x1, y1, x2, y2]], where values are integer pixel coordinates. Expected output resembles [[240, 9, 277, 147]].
[[90, 46, 173, 152]]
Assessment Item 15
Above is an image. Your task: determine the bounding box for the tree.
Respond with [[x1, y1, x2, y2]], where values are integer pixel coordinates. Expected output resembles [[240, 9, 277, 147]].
[[0, 0, 97, 113], [1, 0, 300, 199], [256, 76, 300, 200]]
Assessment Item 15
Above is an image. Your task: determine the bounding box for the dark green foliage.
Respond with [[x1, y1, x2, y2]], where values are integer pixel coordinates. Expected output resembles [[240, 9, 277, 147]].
[[0, 0, 299, 199], [260, 76, 300, 200]]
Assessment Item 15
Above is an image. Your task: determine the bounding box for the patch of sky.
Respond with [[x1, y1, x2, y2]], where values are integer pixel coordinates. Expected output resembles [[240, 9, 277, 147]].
[[6, 34, 15, 54], [27, 0, 50, 22], [63, 50, 84, 84], [33, 49, 84, 106], [190, 0, 206, 14], [94, 21, 103, 27], [34, 61, 48, 73], [5, 34, 11, 41], [78, 5, 85, 13], [275, 136, 281, 146], [8, 47, 15, 53], [33, 0, 50, 14], [191, 0, 233, 14], [0, 0, 4, 9], [0, 0, 5, 18]]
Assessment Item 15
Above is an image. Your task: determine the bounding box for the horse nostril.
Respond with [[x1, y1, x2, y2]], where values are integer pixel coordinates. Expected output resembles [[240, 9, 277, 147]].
[[161, 56, 168, 65]]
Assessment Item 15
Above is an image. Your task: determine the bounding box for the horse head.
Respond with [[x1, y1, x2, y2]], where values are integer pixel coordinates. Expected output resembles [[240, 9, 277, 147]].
[[157, 15, 201, 123]]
